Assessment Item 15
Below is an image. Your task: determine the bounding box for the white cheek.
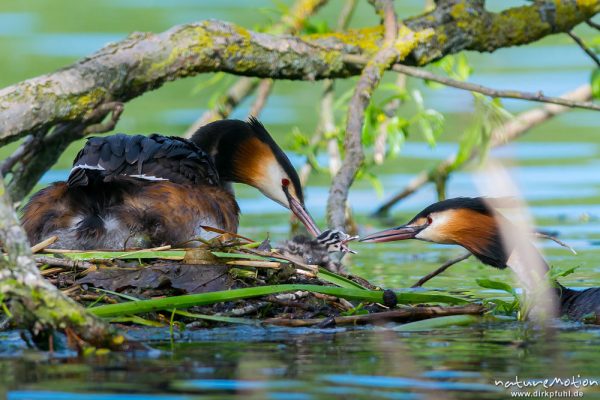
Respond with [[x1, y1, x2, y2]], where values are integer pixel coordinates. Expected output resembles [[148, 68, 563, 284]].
[[258, 162, 289, 208], [414, 229, 429, 241], [415, 213, 453, 244]]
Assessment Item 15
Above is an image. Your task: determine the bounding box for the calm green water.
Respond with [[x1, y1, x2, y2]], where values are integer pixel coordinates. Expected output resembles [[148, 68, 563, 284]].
[[2, 1, 600, 399]]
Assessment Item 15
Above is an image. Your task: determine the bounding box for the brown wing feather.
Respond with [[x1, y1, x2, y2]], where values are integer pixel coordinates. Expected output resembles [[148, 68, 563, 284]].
[[20, 183, 76, 244], [118, 183, 240, 246]]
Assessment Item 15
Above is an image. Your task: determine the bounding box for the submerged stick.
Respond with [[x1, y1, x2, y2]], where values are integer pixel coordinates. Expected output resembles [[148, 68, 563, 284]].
[[264, 304, 485, 327], [411, 253, 472, 288]]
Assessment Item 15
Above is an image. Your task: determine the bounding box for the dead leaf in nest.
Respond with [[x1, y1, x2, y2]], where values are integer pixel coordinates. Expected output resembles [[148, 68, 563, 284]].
[[257, 238, 271, 251], [183, 248, 220, 264], [77, 264, 232, 293]]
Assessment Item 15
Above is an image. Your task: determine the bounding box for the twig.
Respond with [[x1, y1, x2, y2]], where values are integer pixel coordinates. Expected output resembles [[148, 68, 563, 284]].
[[40, 267, 64, 277], [586, 19, 600, 30], [226, 260, 281, 269], [265, 291, 312, 310], [295, 269, 317, 278], [373, 84, 593, 216], [265, 295, 315, 311], [184, 78, 260, 138], [35, 256, 95, 270], [40, 249, 90, 254], [327, 0, 399, 229], [219, 302, 269, 317], [411, 253, 471, 288], [60, 286, 81, 296], [76, 294, 118, 304], [264, 304, 485, 326], [42, 244, 172, 254], [535, 232, 577, 255], [6, 102, 124, 201], [248, 79, 274, 117], [337, 0, 357, 28], [0, 134, 35, 176], [567, 31, 600, 68], [344, 55, 600, 112], [242, 248, 319, 272], [31, 236, 58, 253], [82, 102, 124, 135], [125, 245, 171, 252]]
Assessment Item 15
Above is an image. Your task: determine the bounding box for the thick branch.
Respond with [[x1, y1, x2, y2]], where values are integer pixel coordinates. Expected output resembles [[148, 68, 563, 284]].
[[0, 176, 127, 350], [183, 0, 325, 138], [5, 102, 123, 201], [1, 0, 598, 147], [327, 0, 400, 228]]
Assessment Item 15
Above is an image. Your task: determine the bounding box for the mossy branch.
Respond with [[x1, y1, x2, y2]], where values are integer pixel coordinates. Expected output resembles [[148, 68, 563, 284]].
[[327, 0, 401, 229], [1, 0, 598, 149], [0, 175, 130, 350], [182, 0, 328, 138]]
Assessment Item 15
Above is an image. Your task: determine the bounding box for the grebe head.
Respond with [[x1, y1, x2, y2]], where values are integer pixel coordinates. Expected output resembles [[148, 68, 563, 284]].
[[360, 197, 510, 269], [192, 117, 320, 237]]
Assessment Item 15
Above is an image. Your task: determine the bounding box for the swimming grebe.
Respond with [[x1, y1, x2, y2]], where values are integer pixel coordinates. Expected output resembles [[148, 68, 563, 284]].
[[360, 197, 600, 320]]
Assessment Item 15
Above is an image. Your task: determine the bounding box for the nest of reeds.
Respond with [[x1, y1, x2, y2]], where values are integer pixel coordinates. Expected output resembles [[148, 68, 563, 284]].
[[29, 233, 486, 330]]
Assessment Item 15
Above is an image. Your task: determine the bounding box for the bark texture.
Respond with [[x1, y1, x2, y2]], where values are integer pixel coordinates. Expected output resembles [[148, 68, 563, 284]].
[[1, 0, 598, 149], [0, 177, 127, 349], [327, 0, 401, 229]]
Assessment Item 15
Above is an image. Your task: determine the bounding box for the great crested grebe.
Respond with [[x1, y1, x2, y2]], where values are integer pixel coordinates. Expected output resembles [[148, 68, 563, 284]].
[[360, 197, 600, 320], [21, 118, 321, 250]]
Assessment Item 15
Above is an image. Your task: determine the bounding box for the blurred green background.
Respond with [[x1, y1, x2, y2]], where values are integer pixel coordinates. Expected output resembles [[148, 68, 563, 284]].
[[2, 2, 600, 398]]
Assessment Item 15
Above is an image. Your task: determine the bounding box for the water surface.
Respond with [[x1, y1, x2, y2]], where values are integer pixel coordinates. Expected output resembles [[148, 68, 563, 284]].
[[1, 1, 600, 398]]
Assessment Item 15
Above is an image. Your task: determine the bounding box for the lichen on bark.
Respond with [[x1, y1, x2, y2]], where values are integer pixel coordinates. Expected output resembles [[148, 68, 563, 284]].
[[2, 0, 598, 151], [0, 176, 127, 350]]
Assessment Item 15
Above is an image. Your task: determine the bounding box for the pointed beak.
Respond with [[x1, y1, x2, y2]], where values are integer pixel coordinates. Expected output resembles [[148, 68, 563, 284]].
[[359, 224, 425, 243], [287, 194, 321, 238], [340, 235, 359, 254]]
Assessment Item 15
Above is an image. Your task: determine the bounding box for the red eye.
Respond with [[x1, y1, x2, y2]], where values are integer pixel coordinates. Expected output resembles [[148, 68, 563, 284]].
[[427, 216, 433, 224], [282, 178, 290, 187]]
